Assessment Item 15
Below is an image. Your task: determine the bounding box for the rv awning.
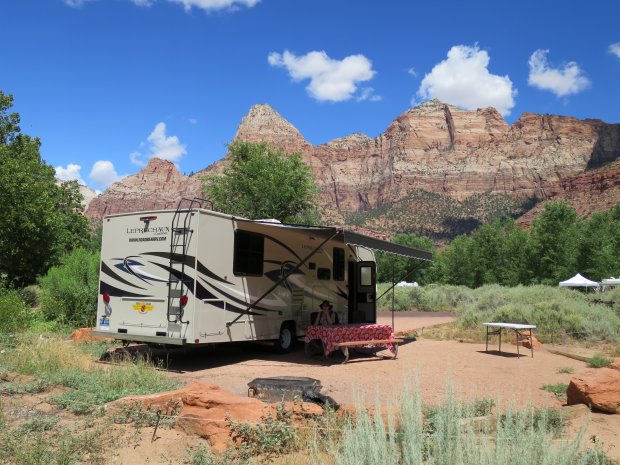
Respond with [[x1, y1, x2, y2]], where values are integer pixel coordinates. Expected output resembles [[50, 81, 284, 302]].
[[340, 230, 433, 261]]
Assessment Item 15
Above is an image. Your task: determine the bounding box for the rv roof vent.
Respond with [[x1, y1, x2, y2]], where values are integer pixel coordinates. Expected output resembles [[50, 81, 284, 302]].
[[256, 219, 282, 224]]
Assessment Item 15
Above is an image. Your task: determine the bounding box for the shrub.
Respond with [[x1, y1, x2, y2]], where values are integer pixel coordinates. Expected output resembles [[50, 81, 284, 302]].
[[38, 248, 100, 327], [587, 355, 612, 368], [0, 288, 32, 334], [4, 332, 177, 414], [18, 285, 40, 308]]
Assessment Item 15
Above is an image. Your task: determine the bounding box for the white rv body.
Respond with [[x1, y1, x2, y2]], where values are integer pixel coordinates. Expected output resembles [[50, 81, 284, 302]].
[[93, 208, 379, 346]]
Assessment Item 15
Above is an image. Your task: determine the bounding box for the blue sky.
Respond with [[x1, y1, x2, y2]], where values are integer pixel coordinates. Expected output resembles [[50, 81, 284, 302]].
[[2, 0, 619, 191]]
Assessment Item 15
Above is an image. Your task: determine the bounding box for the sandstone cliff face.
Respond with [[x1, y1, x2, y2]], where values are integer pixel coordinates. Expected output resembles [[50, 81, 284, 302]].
[[86, 101, 620, 238], [305, 101, 619, 212], [516, 159, 620, 228], [85, 158, 203, 221]]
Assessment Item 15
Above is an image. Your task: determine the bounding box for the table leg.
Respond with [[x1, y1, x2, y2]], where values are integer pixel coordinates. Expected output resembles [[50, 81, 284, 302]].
[[530, 328, 534, 358], [341, 346, 349, 364], [499, 329, 502, 353], [516, 329, 520, 358], [486, 326, 489, 352]]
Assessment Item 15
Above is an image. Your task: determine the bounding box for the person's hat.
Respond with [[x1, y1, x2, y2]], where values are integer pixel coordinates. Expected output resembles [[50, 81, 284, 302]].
[[319, 300, 333, 309]]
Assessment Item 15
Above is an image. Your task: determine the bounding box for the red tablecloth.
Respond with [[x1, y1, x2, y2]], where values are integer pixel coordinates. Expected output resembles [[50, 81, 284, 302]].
[[305, 323, 395, 355]]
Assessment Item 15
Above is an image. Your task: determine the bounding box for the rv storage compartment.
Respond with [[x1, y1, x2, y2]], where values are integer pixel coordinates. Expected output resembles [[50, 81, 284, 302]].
[[247, 376, 321, 402]]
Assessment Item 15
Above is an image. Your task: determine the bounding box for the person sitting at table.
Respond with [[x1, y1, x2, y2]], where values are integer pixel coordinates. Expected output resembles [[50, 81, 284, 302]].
[[313, 300, 339, 326]]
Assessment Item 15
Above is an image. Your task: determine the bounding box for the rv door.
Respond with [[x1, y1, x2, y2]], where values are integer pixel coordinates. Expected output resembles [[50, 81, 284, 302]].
[[348, 261, 376, 323]]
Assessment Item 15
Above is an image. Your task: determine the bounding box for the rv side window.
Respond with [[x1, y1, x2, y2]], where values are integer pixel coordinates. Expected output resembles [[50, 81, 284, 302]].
[[233, 231, 264, 276], [359, 266, 373, 286], [317, 268, 331, 280], [333, 247, 345, 281]]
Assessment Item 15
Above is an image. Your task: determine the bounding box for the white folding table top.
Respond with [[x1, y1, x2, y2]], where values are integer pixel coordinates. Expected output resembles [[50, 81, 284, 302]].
[[483, 322, 536, 330]]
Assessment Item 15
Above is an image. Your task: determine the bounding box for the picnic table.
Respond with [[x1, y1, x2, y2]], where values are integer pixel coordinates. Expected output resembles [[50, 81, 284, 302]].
[[483, 322, 537, 358], [305, 323, 402, 363]]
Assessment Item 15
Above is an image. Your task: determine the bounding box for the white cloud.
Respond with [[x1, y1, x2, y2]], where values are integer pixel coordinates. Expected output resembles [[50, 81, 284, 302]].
[[609, 42, 620, 59], [63, 0, 93, 7], [89, 161, 124, 189], [55, 163, 85, 185], [528, 49, 590, 97], [65, 0, 258, 11], [357, 87, 382, 102], [407, 67, 418, 77], [168, 0, 259, 11], [417, 44, 516, 116], [189, 117, 198, 125], [268, 50, 377, 102], [130, 122, 187, 166]]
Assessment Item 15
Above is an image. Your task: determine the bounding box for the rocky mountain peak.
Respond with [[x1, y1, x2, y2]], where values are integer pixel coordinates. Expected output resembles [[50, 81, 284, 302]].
[[233, 104, 309, 152]]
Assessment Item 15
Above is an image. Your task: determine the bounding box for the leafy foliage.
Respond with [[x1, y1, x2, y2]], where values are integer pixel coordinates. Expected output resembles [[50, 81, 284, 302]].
[[0, 91, 90, 287], [38, 248, 101, 327], [203, 141, 320, 224], [0, 289, 33, 334], [429, 201, 620, 286]]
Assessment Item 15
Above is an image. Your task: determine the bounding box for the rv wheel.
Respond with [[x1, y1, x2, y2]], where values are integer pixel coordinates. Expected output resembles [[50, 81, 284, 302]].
[[275, 323, 296, 353]]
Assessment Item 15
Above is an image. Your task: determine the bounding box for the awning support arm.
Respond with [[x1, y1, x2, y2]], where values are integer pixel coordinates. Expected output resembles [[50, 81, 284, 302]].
[[376, 261, 426, 302], [226, 230, 339, 327]]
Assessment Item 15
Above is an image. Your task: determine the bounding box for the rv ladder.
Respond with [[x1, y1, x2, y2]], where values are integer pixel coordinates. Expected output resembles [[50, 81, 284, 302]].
[[167, 197, 206, 324]]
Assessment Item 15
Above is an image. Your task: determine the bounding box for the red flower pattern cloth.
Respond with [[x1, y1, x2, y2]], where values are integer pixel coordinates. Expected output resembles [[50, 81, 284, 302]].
[[305, 323, 395, 355]]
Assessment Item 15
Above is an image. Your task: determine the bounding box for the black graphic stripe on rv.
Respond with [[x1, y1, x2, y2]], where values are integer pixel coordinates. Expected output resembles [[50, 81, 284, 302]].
[[202, 298, 262, 317], [100, 262, 147, 290], [143, 252, 196, 268], [100, 280, 152, 298], [123, 256, 153, 286], [196, 261, 233, 284], [197, 276, 278, 314], [336, 286, 348, 300]]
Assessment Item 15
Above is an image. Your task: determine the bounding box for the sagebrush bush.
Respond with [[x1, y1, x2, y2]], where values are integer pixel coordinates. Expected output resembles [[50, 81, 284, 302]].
[[18, 284, 40, 308], [329, 382, 606, 465], [376, 283, 620, 342], [38, 248, 100, 327], [0, 289, 32, 334]]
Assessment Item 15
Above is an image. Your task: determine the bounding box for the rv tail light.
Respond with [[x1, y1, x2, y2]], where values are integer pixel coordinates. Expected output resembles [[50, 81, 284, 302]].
[[103, 293, 110, 303], [180, 295, 188, 307]]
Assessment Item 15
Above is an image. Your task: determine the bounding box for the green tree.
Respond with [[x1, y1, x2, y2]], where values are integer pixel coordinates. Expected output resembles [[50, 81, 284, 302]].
[[431, 219, 529, 287], [376, 233, 435, 283], [527, 201, 580, 284], [39, 248, 100, 326], [575, 203, 620, 280], [0, 91, 90, 287], [203, 141, 320, 223]]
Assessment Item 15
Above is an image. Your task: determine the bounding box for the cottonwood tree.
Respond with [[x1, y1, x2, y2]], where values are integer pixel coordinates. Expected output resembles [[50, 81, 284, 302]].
[[0, 91, 89, 287], [203, 141, 320, 224]]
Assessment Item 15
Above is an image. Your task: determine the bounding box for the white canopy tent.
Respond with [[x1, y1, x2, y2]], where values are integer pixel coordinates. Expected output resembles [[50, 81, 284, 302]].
[[559, 273, 599, 288]]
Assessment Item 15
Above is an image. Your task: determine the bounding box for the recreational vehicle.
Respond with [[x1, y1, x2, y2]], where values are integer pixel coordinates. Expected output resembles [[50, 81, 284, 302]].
[[92, 201, 432, 351]]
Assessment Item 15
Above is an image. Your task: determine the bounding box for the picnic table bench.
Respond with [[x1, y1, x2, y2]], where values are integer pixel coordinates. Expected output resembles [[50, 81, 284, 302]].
[[333, 338, 404, 363]]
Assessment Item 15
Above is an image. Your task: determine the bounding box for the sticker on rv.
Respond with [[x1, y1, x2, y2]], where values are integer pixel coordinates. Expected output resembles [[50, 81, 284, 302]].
[[132, 302, 154, 313]]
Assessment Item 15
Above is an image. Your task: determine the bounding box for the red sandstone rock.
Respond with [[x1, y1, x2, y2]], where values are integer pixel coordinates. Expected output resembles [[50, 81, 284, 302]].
[[68, 328, 113, 344], [567, 368, 620, 414], [107, 381, 323, 452], [512, 334, 543, 349], [85, 158, 203, 222]]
